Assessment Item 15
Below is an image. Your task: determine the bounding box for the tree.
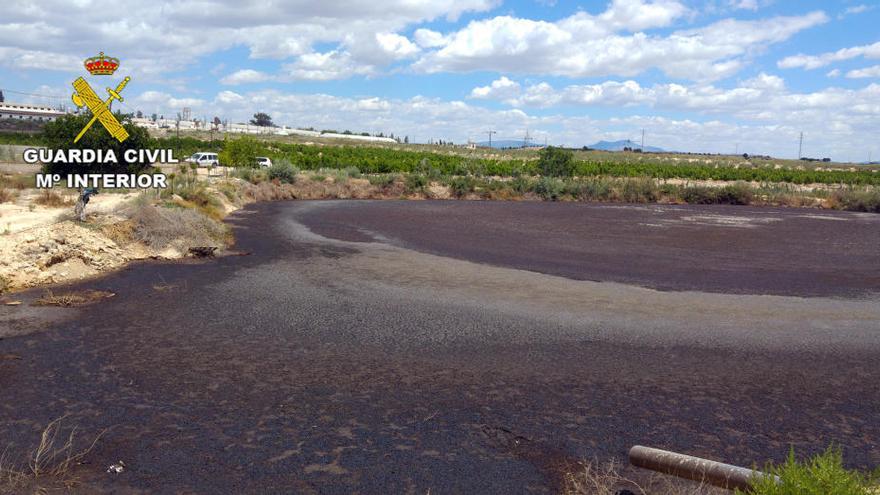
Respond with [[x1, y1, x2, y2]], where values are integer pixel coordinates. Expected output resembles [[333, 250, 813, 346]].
[[212, 116, 221, 127], [537, 146, 576, 177], [151, 113, 158, 121], [41, 112, 154, 175], [135, 110, 144, 119], [404, 136, 409, 144], [219, 136, 262, 168], [250, 112, 273, 127], [0, 90, 4, 103]]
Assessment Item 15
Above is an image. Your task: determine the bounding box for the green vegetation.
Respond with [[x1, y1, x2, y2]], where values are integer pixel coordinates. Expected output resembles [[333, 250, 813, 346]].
[[4, 126, 878, 186], [218, 136, 261, 168], [829, 188, 880, 213], [41, 113, 153, 175], [260, 143, 880, 186], [738, 447, 880, 495], [537, 146, 576, 177], [266, 159, 299, 184]]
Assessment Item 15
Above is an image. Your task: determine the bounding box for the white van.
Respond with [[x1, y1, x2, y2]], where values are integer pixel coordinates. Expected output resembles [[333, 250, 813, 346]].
[[186, 152, 219, 167]]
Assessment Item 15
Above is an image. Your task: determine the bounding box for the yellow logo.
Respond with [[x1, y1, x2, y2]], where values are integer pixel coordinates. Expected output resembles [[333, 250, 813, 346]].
[[71, 52, 130, 143]]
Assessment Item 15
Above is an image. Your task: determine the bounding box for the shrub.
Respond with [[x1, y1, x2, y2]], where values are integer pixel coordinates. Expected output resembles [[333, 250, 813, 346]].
[[534, 177, 565, 200], [621, 177, 658, 203], [537, 146, 576, 177], [574, 179, 614, 201], [714, 183, 754, 205], [830, 188, 880, 213], [124, 202, 228, 250], [368, 174, 398, 187], [267, 159, 299, 184], [234, 167, 268, 184], [33, 189, 71, 207], [739, 447, 879, 495], [680, 186, 719, 204], [0, 187, 15, 203], [341, 166, 362, 179], [448, 176, 477, 198], [510, 176, 534, 194], [405, 173, 428, 192]]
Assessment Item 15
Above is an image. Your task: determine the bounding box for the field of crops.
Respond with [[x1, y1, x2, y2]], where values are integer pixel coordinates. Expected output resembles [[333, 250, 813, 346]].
[[3, 130, 878, 186], [261, 143, 880, 186]]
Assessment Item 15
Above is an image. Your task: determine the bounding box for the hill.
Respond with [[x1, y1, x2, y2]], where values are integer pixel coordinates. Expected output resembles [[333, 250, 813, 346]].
[[588, 139, 665, 152]]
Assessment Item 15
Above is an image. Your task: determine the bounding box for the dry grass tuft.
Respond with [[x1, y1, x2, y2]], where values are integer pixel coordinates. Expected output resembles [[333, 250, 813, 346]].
[[100, 220, 137, 246], [0, 174, 34, 190], [123, 201, 229, 251], [34, 289, 115, 307], [0, 416, 106, 492], [0, 187, 16, 204], [33, 189, 74, 208], [563, 460, 730, 495]]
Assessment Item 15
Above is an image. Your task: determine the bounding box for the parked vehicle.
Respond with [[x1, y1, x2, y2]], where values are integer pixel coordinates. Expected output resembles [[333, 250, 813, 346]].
[[257, 157, 272, 168], [186, 152, 220, 167]]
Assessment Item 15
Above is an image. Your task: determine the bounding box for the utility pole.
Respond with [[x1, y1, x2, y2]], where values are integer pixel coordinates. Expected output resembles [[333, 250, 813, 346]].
[[487, 130, 496, 148], [798, 132, 803, 159]]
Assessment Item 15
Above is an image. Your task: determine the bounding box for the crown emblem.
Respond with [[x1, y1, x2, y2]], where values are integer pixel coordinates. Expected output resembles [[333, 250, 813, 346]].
[[84, 52, 120, 76]]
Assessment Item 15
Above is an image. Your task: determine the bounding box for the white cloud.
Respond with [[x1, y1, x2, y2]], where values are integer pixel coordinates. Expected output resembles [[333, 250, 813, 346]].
[[778, 41, 880, 70], [597, 0, 691, 32], [466, 74, 880, 145], [728, 0, 758, 11], [413, 29, 449, 48], [838, 4, 875, 19], [0, 0, 497, 79], [469, 76, 521, 102], [846, 65, 880, 79], [132, 90, 205, 111], [826, 68, 841, 77], [375, 32, 421, 59], [281, 50, 376, 80], [220, 69, 272, 85], [413, 9, 827, 80], [119, 86, 879, 161]]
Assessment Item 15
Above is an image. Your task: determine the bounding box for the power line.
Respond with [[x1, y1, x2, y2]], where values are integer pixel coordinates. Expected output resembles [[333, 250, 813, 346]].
[[486, 130, 496, 148], [0, 88, 68, 100]]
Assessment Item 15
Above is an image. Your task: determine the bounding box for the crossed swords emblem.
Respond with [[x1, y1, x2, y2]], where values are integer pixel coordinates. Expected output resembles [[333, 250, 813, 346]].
[[71, 76, 131, 143]]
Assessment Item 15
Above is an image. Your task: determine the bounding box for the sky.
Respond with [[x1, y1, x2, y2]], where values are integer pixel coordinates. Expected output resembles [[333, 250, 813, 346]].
[[1, 0, 879, 162]]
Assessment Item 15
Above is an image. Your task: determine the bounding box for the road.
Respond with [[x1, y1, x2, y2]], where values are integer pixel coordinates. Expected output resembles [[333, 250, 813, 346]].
[[1, 200, 878, 494]]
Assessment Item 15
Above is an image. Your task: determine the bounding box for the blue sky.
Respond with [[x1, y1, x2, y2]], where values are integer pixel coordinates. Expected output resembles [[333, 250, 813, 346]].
[[1, 0, 879, 161]]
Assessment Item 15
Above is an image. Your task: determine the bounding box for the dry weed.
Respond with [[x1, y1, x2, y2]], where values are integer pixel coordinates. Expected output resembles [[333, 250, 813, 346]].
[[0, 416, 106, 492], [33, 289, 115, 307], [33, 190, 73, 208], [124, 202, 228, 250], [100, 220, 136, 245], [563, 459, 731, 495], [0, 187, 16, 204]]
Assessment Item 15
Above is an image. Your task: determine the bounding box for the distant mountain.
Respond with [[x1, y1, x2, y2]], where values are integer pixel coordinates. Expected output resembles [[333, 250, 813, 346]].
[[476, 139, 537, 149], [587, 139, 665, 153]]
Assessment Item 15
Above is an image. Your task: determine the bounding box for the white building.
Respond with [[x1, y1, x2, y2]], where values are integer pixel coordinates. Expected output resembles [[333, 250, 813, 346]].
[[0, 102, 65, 122], [131, 117, 398, 143]]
